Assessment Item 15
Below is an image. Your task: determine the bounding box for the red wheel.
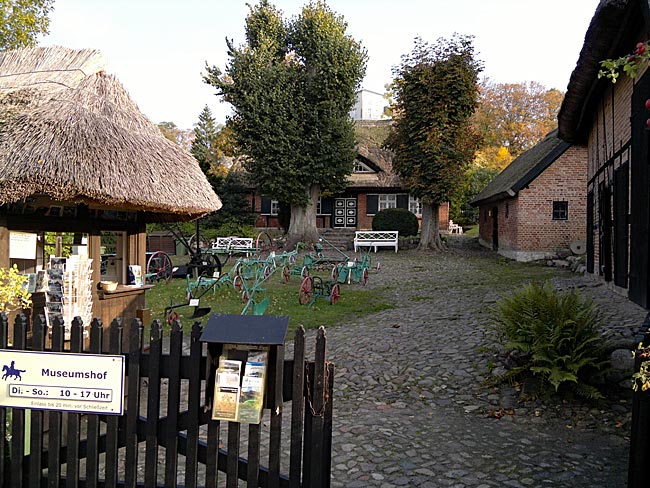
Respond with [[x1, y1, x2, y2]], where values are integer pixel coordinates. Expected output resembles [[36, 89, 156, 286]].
[[362, 268, 369, 286], [282, 265, 291, 283], [233, 261, 242, 277], [146, 251, 173, 284], [298, 276, 313, 305], [167, 311, 179, 325], [331, 265, 339, 282], [301, 265, 310, 279], [233, 275, 243, 292], [263, 265, 271, 278], [241, 290, 249, 303], [329, 283, 340, 305]]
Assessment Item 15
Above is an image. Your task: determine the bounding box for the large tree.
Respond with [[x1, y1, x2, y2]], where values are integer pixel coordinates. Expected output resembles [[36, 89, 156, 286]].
[[204, 0, 366, 248], [0, 0, 54, 50], [386, 35, 482, 251]]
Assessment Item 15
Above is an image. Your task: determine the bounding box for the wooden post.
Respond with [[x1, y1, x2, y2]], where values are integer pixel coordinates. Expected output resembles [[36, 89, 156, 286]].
[[0, 216, 10, 269]]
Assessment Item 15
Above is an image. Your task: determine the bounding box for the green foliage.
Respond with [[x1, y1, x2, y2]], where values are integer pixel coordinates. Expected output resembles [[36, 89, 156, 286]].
[[0, 0, 54, 50], [0, 265, 31, 313], [372, 208, 419, 237], [599, 41, 650, 82], [490, 281, 609, 399], [204, 0, 367, 207], [191, 106, 255, 229], [449, 166, 499, 226], [385, 34, 483, 206]]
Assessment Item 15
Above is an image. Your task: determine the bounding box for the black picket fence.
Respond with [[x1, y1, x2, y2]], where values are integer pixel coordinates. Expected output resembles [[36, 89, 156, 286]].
[[0, 313, 333, 487]]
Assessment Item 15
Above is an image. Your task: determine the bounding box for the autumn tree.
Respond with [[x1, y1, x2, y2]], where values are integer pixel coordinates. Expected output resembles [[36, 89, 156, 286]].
[[473, 79, 564, 159], [157, 121, 193, 152], [386, 35, 482, 251], [0, 0, 54, 50], [204, 0, 366, 248]]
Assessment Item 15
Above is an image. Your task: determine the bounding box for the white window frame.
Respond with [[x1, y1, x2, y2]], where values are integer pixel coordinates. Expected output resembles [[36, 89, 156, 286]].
[[270, 200, 280, 216], [378, 194, 397, 211], [353, 160, 374, 173], [409, 196, 422, 217]]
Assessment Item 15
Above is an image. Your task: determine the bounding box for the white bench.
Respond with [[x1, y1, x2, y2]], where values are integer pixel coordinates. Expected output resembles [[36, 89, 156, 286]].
[[211, 236, 254, 255], [354, 231, 399, 253], [448, 220, 463, 234]]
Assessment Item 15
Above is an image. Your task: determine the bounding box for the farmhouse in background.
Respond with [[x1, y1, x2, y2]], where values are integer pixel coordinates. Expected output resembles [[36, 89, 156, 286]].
[[558, 0, 650, 307], [471, 130, 587, 261]]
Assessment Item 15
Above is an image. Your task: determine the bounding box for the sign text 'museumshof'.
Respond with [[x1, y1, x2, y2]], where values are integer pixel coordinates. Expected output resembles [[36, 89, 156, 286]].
[[0, 349, 125, 415]]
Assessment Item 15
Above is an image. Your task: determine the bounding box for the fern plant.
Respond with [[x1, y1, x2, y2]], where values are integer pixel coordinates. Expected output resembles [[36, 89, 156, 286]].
[[490, 281, 609, 399]]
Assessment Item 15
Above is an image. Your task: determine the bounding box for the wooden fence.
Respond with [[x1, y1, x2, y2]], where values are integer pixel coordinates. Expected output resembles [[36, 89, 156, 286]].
[[0, 312, 333, 487]]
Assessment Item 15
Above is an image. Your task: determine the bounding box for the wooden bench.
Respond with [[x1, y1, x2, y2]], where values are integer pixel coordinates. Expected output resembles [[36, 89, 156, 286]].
[[448, 220, 463, 234], [354, 231, 399, 253], [211, 236, 254, 256]]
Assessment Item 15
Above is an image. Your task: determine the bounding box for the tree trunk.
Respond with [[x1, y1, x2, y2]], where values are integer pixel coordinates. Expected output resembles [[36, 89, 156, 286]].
[[418, 202, 444, 251], [286, 184, 320, 250]]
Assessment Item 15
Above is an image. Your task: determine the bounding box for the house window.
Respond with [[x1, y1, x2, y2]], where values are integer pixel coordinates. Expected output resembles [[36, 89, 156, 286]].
[[409, 196, 422, 216], [353, 160, 373, 173], [270, 200, 280, 216], [379, 194, 397, 211], [552, 201, 568, 220]]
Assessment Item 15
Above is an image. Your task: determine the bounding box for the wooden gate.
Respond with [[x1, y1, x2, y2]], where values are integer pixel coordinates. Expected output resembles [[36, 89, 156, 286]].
[[0, 313, 333, 487]]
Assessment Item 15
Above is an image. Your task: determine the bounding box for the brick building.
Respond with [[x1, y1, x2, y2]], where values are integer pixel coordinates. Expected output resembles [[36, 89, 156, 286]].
[[471, 130, 587, 261], [250, 139, 449, 232], [558, 0, 650, 307]]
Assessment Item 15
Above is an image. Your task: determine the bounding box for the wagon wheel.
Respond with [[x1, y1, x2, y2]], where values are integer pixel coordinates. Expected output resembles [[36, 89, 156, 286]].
[[282, 265, 291, 283], [146, 251, 173, 284], [241, 290, 249, 304], [331, 265, 339, 282], [255, 231, 274, 259], [301, 265, 310, 279], [298, 276, 313, 305], [191, 252, 221, 278], [362, 268, 369, 286], [233, 275, 244, 292], [329, 283, 341, 305], [262, 265, 272, 279]]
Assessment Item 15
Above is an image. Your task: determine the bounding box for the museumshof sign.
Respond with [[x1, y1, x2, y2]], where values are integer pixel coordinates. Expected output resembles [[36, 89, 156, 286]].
[[0, 349, 125, 415]]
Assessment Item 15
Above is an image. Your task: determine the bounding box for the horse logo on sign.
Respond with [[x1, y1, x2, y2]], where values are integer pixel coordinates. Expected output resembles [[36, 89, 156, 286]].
[[2, 360, 26, 381]]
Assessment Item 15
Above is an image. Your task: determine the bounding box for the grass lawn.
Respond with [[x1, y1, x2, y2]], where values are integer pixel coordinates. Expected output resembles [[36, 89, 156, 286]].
[[145, 261, 392, 336]]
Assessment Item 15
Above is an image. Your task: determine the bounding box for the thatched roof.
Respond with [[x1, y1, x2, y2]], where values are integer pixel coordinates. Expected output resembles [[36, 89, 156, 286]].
[[471, 130, 571, 206], [352, 137, 401, 189], [558, 0, 638, 142], [0, 46, 222, 223]]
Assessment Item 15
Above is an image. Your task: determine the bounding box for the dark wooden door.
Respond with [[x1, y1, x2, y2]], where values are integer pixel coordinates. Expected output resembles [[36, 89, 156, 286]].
[[333, 198, 357, 228], [629, 70, 650, 307], [614, 162, 629, 288], [599, 182, 613, 282], [491, 206, 499, 251]]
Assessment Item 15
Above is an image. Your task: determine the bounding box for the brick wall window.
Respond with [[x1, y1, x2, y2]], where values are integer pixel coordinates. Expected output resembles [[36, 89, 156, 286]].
[[379, 194, 397, 211], [270, 200, 280, 216], [552, 201, 568, 220]]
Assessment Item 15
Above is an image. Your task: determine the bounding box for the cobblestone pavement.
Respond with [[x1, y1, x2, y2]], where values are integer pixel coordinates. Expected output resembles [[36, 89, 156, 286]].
[[304, 236, 647, 488]]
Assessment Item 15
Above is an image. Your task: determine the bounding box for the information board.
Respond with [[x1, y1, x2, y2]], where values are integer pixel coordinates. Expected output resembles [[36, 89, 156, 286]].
[[0, 349, 125, 415]]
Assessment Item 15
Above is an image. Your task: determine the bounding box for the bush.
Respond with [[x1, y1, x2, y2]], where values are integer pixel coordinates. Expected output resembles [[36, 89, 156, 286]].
[[372, 208, 419, 237], [490, 281, 609, 399]]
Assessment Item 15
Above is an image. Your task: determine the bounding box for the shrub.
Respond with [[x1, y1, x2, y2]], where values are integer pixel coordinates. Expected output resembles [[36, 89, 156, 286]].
[[490, 281, 609, 399], [372, 208, 419, 237]]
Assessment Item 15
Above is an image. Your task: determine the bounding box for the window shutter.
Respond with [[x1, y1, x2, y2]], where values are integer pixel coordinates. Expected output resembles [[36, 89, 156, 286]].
[[397, 194, 409, 209], [261, 197, 271, 215], [367, 194, 378, 215], [321, 197, 333, 215]]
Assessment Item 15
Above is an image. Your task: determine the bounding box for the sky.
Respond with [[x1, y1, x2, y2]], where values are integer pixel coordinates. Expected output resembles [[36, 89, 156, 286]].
[[42, 0, 599, 130]]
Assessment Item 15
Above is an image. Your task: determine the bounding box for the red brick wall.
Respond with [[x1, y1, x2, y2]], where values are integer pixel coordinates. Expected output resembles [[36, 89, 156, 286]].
[[478, 145, 587, 258]]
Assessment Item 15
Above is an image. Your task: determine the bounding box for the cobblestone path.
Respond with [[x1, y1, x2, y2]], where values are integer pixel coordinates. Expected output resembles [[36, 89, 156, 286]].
[[307, 236, 646, 488]]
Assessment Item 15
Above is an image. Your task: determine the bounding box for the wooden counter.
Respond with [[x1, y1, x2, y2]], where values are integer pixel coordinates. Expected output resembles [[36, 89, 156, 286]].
[[97, 284, 154, 351]]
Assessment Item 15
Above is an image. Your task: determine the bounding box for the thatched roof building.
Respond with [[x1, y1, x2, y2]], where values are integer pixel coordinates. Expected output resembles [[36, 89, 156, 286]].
[[0, 46, 221, 222], [558, 0, 637, 142]]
